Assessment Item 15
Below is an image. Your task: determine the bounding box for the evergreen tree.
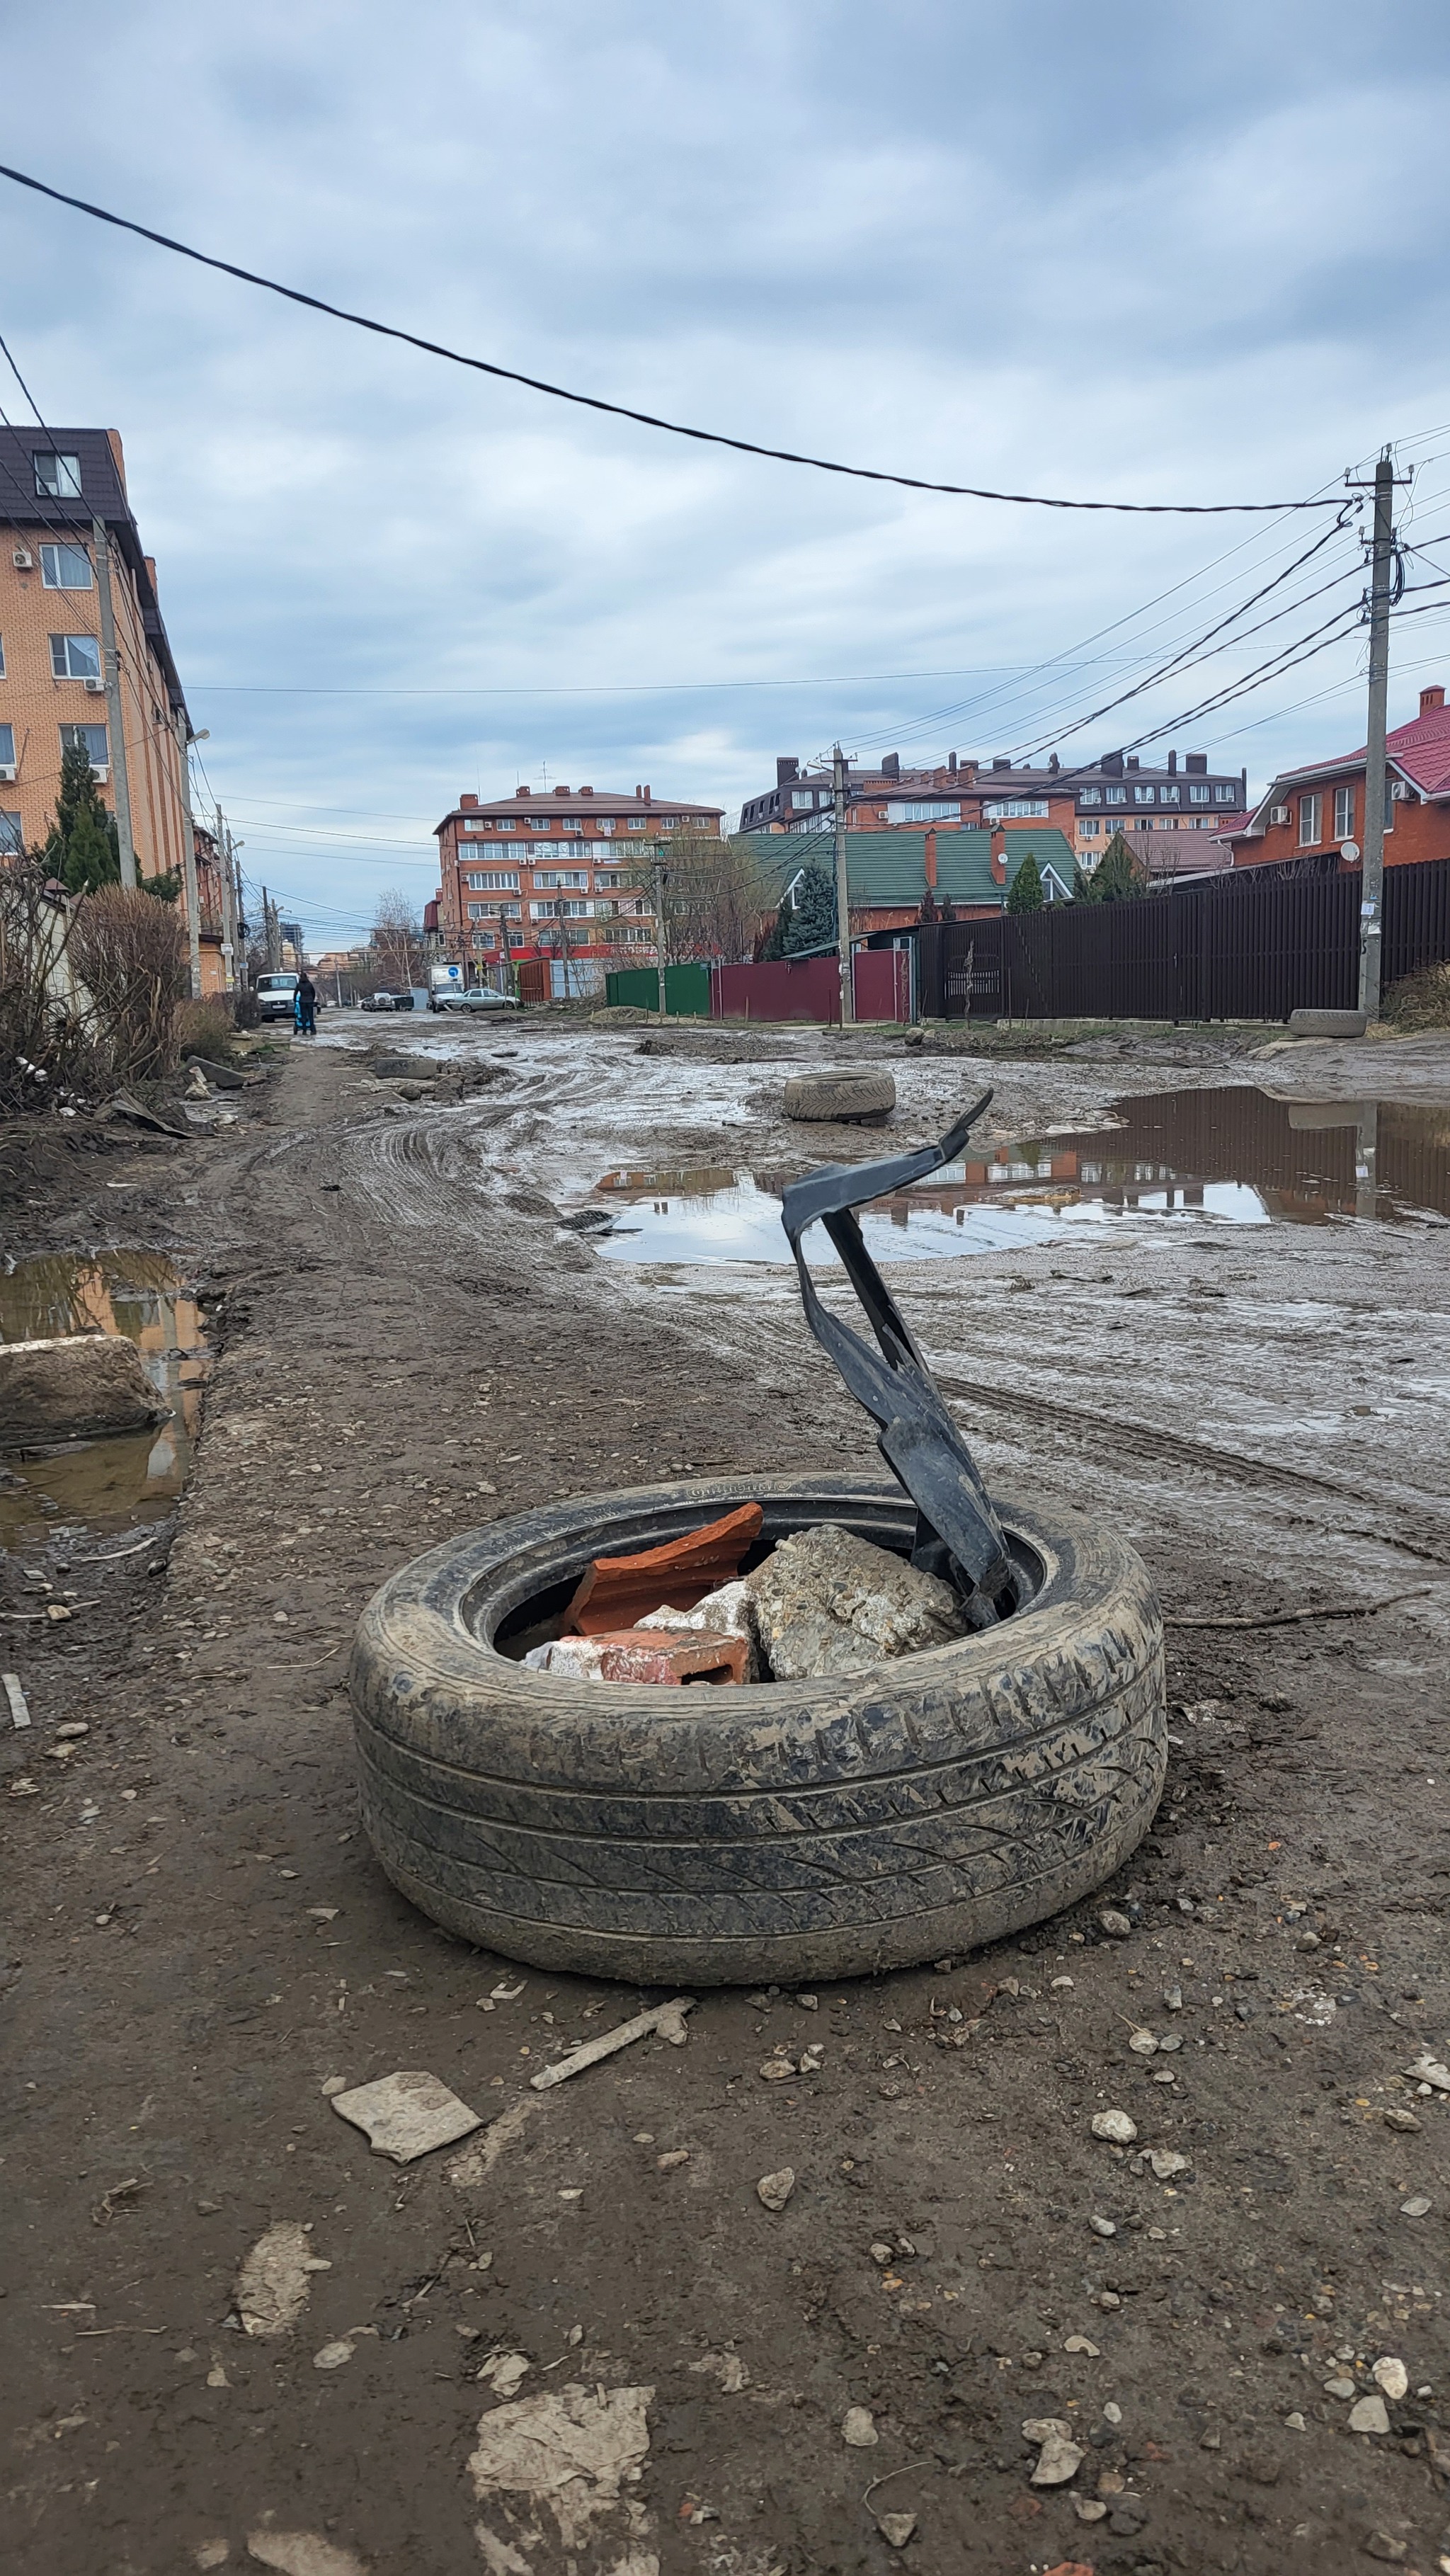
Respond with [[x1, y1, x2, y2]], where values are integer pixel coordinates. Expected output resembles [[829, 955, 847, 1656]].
[[1006, 848, 1044, 913], [1082, 828, 1148, 905], [139, 869, 183, 904], [1072, 859, 1093, 902], [44, 740, 121, 895], [765, 860, 836, 957]]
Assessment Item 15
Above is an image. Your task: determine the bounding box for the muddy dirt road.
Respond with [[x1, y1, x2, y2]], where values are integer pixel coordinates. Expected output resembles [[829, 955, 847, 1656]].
[[5, 1015, 1450, 2576]]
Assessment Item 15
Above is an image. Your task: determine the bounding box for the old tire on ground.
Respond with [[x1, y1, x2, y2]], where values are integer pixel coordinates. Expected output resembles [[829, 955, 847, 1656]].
[[782, 1068, 896, 1123], [350, 1476, 1165, 1985], [1286, 1008, 1366, 1038]]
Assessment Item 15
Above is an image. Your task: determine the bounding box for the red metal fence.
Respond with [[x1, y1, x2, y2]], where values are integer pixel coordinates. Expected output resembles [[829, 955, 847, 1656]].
[[711, 957, 842, 1022], [916, 855, 1450, 1023]]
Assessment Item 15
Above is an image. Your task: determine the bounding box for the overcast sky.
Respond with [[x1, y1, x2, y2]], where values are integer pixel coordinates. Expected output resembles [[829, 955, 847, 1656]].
[[5, 1, 1450, 949]]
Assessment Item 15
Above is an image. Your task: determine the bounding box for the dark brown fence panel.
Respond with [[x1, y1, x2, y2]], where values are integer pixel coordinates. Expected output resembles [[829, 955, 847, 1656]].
[[1197, 867, 1357, 1020], [1384, 853, 1450, 984]]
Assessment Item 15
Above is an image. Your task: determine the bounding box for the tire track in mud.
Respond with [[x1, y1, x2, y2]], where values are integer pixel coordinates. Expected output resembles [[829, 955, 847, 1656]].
[[933, 1372, 1450, 1571], [582, 1252, 1450, 1573]]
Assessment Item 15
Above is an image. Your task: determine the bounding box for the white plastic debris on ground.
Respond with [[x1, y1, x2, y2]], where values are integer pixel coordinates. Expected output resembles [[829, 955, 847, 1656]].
[[745, 1522, 967, 1680], [234, 2221, 331, 2337], [467, 2381, 657, 2576], [329, 2070, 481, 2162]]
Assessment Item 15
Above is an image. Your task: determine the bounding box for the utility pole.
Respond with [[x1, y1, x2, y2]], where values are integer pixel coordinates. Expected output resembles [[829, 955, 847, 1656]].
[[173, 709, 202, 1001], [833, 742, 853, 1027], [92, 515, 137, 890], [1357, 450, 1398, 1022], [652, 850, 668, 1017], [262, 884, 281, 971]]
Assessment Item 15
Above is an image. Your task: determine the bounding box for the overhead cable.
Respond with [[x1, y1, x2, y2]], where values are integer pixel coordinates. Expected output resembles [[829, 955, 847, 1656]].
[[0, 159, 1345, 516]]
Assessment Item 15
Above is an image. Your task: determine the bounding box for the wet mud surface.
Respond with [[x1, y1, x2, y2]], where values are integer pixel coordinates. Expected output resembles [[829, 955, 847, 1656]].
[[4, 1015, 1450, 2576]]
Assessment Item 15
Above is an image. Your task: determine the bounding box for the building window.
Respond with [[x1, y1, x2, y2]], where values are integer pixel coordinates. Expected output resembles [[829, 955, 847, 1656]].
[[1078, 816, 1102, 836], [495, 817, 516, 831], [467, 871, 518, 891], [34, 452, 82, 498], [0, 723, 13, 768], [626, 816, 646, 830], [40, 542, 92, 590], [1104, 785, 1127, 805], [1298, 792, 1322, 845], [982, 797, 1047, 821], [1133, 785, 1155, 805], [890, 798, 963, 822], [1188, 782, 1210, 805], [50, 633, 102, 680], [527, 816, 553, 830], [59, 721, 108, 771], [791, 792, 814, 809], [0, 810, 21, 855], [466, 902, 489, 920], [1079, 787, 1102, 807], [1214, 782, 1236, 804], [559, 899, 594, 918], [596, 816, 615, 834], [1333, 785, 1354, 841], [1159, 783, 1180, 805]]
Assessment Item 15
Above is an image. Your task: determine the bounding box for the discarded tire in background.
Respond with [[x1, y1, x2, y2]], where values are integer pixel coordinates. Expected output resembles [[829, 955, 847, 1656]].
[[782, 1068, 896, 1123], [349, 1474, 1166, 1985], [1286, 1008, 1366, 1039]]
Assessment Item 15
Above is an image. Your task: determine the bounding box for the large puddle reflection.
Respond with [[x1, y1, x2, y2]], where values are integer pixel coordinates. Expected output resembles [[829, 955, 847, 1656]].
[[587, 1088, 1450, 1265], [0, 1252, 208, 1546]]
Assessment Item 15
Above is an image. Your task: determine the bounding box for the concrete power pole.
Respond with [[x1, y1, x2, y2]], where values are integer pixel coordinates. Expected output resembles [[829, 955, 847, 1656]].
[[833, 743, 853, 1027], [92, 516, 137, 891], [652, 852, 668, 1017], [1357, 450, 1398, 1023], [173, 709, 202, 1001]]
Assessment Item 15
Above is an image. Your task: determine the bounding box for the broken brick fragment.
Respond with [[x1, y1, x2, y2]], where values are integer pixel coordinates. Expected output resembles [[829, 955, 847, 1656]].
[[567, 1503, 763, 1634]]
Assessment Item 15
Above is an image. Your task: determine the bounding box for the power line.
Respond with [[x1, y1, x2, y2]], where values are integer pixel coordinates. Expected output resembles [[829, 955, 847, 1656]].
[[1004, 515, 1359, 760], [0, 159, 1346, 518]]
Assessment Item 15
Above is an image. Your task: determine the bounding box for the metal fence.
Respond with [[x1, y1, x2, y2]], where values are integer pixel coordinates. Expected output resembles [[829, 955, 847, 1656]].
[[916, 854, 1450, 1023]]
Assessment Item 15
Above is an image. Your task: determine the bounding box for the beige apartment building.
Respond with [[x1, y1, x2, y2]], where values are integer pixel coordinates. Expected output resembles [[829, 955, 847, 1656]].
[[0, 428, 194, 885]]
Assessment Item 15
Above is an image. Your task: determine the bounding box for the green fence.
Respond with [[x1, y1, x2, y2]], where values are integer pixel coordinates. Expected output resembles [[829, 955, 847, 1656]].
[[603, 963, 712, 1016]]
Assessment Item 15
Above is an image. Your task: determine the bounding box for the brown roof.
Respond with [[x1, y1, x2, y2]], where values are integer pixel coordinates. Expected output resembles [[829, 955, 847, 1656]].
[[437, 785, 724, 834]]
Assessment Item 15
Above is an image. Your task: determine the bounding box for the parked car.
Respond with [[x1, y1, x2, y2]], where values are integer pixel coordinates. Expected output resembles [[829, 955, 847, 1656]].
[[429, 986, 519, 1013], [360, 989, 407, 1013], [255, 972, 300, 1023]]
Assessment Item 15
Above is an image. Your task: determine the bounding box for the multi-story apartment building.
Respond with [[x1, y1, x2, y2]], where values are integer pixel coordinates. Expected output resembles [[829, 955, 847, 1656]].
[[433, 780, 724, 969], [0, 428, 194, 886], [742, 748, 1248, 863]]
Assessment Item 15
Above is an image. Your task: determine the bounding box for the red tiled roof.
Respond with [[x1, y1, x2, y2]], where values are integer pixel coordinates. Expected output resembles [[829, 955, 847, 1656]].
[[1270, 696, 1450, 800]]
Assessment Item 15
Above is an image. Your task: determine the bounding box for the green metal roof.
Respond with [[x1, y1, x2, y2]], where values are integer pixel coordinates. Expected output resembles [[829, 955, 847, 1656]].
[[743, 826, 1077, 909]]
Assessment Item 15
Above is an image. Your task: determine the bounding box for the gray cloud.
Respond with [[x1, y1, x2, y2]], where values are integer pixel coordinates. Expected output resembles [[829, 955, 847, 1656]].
[[4, 0, 1449, 942]]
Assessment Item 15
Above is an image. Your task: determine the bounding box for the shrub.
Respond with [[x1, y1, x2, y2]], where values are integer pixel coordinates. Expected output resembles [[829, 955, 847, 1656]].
[[70, 886, 188, 1086], [0, 862, 103, 1115], [176, 997, 239, 1061], [1383, 959, 1450, 1030]]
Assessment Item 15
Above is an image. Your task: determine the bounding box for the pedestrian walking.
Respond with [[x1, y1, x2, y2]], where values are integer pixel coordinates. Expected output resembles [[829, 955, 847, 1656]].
[[295, 969, 318, 1037]]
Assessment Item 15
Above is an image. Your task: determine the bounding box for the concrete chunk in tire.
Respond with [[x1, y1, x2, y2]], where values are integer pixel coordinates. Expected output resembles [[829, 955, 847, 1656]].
[[783, 1069, 896, 1122], [348, 1475, 1166, 1986]]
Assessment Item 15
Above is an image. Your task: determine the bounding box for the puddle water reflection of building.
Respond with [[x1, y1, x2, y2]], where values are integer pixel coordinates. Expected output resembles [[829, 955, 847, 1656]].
[[0, 1252, 208, 1545], [588, 1088, 1450, 1265]]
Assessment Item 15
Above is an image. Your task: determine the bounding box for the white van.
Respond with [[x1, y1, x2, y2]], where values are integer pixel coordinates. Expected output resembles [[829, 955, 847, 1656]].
[[255, 972, 300, 1024]]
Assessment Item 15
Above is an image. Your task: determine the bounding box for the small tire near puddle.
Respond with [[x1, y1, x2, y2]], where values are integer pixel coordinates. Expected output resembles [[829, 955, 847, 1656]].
[[350, 1476, 1165, 1985], [783, 1069, 896, 1123]]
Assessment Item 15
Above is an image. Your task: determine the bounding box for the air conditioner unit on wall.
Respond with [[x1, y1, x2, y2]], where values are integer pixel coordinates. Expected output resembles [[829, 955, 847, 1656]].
[[12, 547, 33, 569], [0, 763, 15, 782], [83, 676, 106, 694], [1269, 804, 1291, 825]]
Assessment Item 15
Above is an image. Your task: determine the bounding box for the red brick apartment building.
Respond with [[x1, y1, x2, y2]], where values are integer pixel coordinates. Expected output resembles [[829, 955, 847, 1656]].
[[1228, 685, 1450, 870], [743, 747, 1245, 865], [434, 782, 724, 969], [0, 428, 194, 879]]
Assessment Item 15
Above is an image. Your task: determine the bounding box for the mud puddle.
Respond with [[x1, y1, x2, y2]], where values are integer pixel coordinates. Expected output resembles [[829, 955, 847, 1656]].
[[583, 1088, 1450, 1264], [0, 1252, 208, 1546]]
